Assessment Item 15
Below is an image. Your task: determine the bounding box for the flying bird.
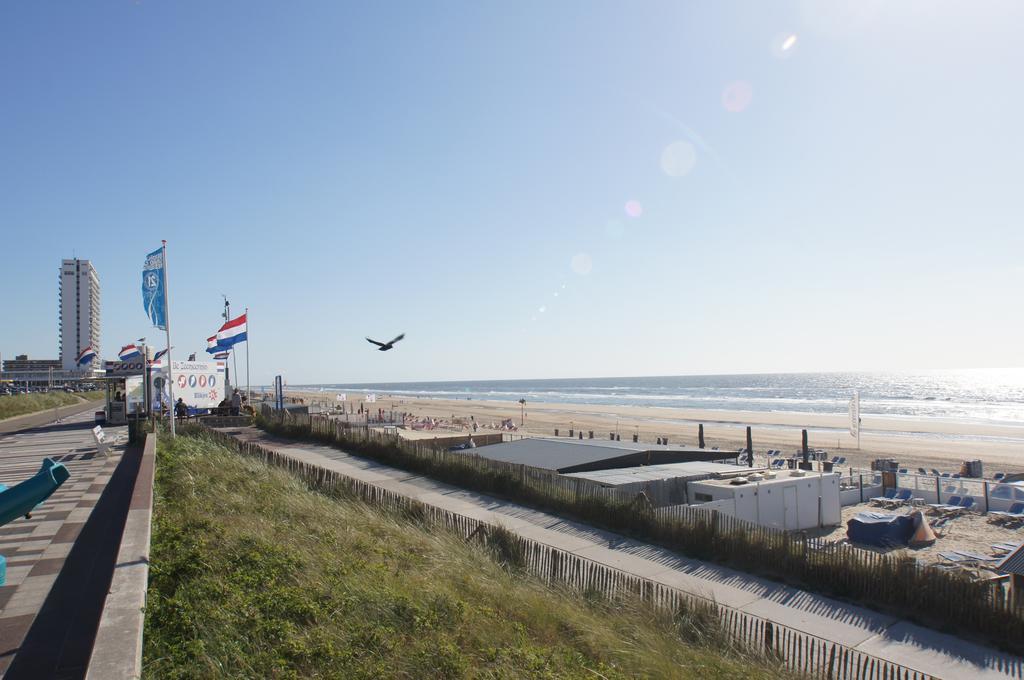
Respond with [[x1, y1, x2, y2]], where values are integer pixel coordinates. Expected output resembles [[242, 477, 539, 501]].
[[366, 333, 405, 352]]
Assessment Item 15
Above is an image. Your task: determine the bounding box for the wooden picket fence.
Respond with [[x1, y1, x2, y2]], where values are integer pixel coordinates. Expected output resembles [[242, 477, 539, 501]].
[[197, 423, 935, 680], [250, 407, 1024, 654]]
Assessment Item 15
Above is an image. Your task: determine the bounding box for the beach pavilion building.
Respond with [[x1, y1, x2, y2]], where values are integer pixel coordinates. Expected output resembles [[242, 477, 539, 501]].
[[466, 436, 840, 531], [471, 437, 743, 474]]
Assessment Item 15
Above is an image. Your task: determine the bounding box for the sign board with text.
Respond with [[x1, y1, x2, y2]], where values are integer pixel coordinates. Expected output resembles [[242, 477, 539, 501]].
[[151, 360, 226, 410]]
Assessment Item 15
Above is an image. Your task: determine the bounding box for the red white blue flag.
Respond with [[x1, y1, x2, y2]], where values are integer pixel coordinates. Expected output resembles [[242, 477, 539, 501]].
[[215, 313, 248, 348], [76, 346, 97, 365], [118, 344, 143, 361]]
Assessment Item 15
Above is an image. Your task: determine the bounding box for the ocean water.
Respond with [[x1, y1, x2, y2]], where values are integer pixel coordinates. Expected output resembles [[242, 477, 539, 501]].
[[305, 369, 1024, 428]]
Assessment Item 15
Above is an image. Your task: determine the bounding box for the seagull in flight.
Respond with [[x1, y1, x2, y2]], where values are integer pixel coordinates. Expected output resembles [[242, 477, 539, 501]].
[[366, 333, 405, 352]]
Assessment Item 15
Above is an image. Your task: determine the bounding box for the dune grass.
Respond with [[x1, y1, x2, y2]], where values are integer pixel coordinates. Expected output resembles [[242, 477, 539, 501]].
[[0, 390, 102, 420], [143, 430, 792, 679]]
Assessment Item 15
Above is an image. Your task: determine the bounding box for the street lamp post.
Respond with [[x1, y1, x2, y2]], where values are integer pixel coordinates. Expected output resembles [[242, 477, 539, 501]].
[[518, 398, 526, 426]]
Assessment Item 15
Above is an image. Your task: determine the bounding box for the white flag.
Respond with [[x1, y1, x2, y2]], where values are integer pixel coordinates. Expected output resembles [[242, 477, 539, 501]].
[[366, 393, 377, 403], [336, 393, 347, 402], [849, 391, 860, 438]]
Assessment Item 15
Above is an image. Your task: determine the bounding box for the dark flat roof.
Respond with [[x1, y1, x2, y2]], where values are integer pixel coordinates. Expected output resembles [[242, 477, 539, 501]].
[[472, 437, 739, 473]]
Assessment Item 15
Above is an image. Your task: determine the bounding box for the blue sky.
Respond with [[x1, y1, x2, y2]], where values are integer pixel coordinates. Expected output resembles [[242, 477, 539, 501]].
[[1, 1, 1022, 384]]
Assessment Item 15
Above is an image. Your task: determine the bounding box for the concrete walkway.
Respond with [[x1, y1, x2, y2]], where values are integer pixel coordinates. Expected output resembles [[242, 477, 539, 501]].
[[225, 426, 1024, 680], [0, 399, 104, 436], [0, 411, 127, 677]]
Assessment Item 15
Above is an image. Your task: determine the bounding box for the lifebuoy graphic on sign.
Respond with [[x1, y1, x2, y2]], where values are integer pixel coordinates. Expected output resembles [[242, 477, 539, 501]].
[[188, 375, 197, 388], [178, 375, 187, 389], [199, 375, 207, 388]]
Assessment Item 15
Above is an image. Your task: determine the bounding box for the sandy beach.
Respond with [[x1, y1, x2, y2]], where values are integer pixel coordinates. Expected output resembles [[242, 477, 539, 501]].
[[284, 390, 1024, 475]]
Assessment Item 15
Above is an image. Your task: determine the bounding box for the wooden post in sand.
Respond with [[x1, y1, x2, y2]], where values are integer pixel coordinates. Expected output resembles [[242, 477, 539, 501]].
[[801, 429, 809, 466], [698, 424, 705, 449], [746, 426, 753, 467]]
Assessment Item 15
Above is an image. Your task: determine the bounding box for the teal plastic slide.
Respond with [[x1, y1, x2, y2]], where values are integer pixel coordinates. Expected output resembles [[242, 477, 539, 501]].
[[0, 457, 71, 527]]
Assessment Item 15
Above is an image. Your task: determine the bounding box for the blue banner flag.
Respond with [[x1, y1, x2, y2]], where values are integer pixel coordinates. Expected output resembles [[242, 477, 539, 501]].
[[142, 247, 167, 330]]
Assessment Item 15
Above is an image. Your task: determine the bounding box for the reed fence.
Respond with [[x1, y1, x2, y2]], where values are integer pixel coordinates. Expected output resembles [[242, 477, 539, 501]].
[[249, 406, 1024, 655], [194, 422, 939, 680]]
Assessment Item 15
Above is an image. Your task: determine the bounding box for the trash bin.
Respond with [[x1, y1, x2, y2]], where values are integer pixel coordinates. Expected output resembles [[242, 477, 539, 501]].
[[822, 461, 834, 472]]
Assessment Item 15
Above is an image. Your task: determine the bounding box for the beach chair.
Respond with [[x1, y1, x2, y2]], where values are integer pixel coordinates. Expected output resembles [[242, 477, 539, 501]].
[[92, 425, 124, 458], [885, 489, 914, 508], [991, 542, 1022, 553], [870, 489, 898, 506], [952, 474, 961, 479], [836, 457, 846, 466], [938, 497, 976, 517], [994, 473, 1006, 482], [989, 503, 1024, 525], [917, 468, 927, 475], [898, 469, 908, 474], [930, 469, 941, 476], [941, 472, 950, 478], [942, 548, 999, 565], [928, 495, 961, 513]]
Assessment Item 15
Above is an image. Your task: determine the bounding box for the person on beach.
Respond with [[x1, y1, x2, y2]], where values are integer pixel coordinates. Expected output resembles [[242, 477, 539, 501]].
[[230, 389, 241, 416]]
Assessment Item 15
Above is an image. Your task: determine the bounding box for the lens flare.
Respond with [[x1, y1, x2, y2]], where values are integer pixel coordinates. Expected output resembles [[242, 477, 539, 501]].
[[660, 140, 697, 177], [722, 81, 753, 113], [771, 32, 799, 59], [570, 253, 593, 275], [624, 200, 643, 218]]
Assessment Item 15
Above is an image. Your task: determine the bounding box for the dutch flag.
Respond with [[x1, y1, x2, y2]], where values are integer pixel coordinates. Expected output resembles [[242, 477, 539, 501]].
[[152, 347, 170, 362], [119, 344, 143, 361], [216, 313, 248, 349], [76, 346, 97, 365], [213, 351, 230, 360], [205, 335, 220, 354]]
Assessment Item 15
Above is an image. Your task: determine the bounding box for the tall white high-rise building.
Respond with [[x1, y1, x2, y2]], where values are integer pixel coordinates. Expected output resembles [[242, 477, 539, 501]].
[[59, 258, 101, 372]]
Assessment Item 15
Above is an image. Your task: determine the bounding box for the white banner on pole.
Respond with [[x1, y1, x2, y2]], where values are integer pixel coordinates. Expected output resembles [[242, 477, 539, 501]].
[[849, 391, 860, 439], [336, 393, 346, 402]]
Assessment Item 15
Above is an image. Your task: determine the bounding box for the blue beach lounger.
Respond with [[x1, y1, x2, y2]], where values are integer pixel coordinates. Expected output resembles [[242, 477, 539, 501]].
[[928, 495, 962, 513], [888, 489, 913, 507], [989, 503, 1024, 524], [870, 489, 898, 505]]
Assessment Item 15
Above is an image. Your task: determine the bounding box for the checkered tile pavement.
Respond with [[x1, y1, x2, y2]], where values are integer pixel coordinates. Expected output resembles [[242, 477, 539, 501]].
[[0, 411, 125, 675]]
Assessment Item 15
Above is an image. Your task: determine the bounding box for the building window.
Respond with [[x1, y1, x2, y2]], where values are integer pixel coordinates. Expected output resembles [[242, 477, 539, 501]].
[[694, 493, 713, 503]]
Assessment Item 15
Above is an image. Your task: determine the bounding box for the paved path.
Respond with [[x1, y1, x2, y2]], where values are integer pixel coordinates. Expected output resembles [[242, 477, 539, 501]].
[[225, 426, 1024, 680], [0, 400, 103, 436], [0, 411, 126, 677]]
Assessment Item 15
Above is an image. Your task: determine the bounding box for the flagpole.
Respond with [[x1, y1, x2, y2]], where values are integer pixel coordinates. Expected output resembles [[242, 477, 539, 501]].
[[245, 307, 250, 402], [163, 240, 176, 437]]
